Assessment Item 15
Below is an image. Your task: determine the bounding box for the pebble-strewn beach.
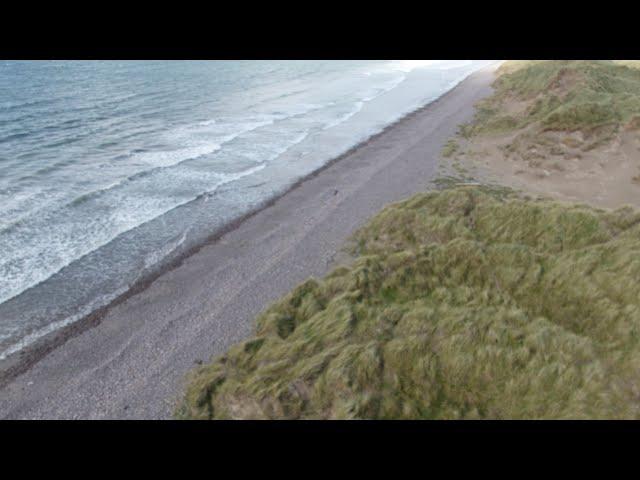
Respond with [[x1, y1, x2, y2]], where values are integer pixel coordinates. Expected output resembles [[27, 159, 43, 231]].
[[0, 64, 497, 419], [0, 60, 492, 364]]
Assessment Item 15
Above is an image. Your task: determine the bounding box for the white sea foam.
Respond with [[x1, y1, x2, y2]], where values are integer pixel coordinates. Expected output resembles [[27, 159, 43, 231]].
[[322, 102, 365, 130], [322, 71, 409, 132], [389, 60, 443, 72], [0, 162, 267, 306], [0, 60, 494, 359], [143, 231, 189, 270], [0, 285, 129, 361]]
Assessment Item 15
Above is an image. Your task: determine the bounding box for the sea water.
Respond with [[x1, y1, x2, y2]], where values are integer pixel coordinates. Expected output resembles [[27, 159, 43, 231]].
[[0, 60, 494, 359]]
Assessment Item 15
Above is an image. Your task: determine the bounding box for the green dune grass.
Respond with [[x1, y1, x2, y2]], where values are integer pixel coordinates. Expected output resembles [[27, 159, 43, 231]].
[[461, 60, 640, 138], [441, 139, 459, 158], [177, 188, 640, 419]]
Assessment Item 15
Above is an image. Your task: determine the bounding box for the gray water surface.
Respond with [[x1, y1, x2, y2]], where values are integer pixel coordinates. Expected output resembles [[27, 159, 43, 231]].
[[0, 60, 494, 359]]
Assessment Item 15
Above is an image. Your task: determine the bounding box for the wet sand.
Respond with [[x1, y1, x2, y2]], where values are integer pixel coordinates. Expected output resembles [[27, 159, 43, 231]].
[[0, 65, 496, 419]]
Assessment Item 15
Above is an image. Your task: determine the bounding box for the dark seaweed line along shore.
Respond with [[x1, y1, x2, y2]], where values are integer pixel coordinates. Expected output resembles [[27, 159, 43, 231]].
[[0, 66, 478, 384], [0, 64, 497, 419], [178, 61, 640, 420]]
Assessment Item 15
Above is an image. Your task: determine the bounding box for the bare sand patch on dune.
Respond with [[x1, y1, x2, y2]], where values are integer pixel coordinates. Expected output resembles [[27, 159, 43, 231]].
[[446, 61, 640, 209]]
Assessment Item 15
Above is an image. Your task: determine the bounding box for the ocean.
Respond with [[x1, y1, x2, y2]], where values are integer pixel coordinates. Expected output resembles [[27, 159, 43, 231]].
[[0, 60, 494, 360]]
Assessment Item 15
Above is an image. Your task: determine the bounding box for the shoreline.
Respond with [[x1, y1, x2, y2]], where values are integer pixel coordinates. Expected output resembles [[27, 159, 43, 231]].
[[0, 66, 492, 382], [0, 64, 497, 419]]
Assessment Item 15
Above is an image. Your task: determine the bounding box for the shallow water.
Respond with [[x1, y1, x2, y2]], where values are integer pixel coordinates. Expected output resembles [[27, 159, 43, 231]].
[[0, 60, 494, 359]]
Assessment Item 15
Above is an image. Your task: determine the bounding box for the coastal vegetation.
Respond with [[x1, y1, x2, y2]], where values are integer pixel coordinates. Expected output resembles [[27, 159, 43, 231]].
[[461, 60, 640, 138], [176, 60, 640, 420], [448, 60, 640, 210], [177, 187, 640, 419], [441, 139, 459, 157]]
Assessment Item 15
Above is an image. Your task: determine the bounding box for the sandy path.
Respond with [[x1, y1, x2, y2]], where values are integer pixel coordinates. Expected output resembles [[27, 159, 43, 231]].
[[0, 66, 495, 419]]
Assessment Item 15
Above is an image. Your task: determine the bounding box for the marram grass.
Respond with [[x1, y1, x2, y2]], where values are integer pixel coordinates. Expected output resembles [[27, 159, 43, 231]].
[[461, 60, 640, 137], [176, 188, 640, 419], [441, 139, 459, 158]]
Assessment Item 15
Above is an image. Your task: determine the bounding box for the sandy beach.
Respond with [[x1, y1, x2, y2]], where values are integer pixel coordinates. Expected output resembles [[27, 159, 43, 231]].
[[0, 65, 496, 420]]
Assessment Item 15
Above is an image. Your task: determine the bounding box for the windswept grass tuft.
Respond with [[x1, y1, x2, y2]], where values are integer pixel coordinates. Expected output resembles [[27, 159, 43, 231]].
[[177, 188, 640, 419], [463, 60, 640, 137], [441, 139, 459, 158]]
